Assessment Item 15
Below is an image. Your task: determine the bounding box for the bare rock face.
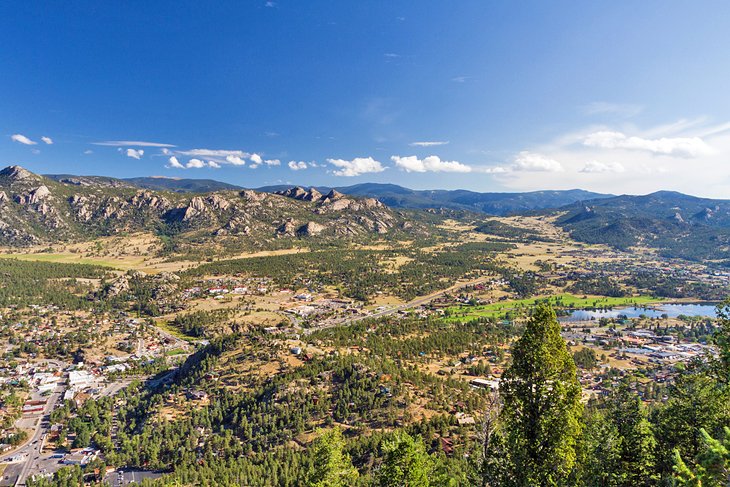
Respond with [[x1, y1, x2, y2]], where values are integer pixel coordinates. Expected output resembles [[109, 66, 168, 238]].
[[69, 194, 93, 221], [206, 194, 230, 211], [239, 189, 265, 202], [16, 185, 51, 205], [0, 165, 36, 183], [303, 188, 323, 201], [131, 191, 169, 211], [297, 221, 325, 236], [182, 196, 207, 221], [277, 219, 298, 236], [0, 191, 7, 205]]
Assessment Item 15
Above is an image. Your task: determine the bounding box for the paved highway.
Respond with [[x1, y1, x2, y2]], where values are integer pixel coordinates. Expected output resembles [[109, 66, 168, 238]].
[[302, 276, 489, 335], [1, 384, 64, 486]]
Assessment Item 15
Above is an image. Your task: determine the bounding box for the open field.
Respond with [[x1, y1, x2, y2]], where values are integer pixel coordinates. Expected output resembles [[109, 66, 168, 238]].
[[443, 293, 663, 321]]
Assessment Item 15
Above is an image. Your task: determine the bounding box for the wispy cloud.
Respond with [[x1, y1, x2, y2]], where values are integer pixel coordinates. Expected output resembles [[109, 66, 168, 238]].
[[126, 148, 144, 160], [327, 157, 385, 177], [11, 134, 36, 145], [391, 155, 472, 173], [583, 131, 711, 158], [409, 141, 449, 147], [580, 161, 625, 173], [582, 101, 643, 117], [93, 140, 176, 147], [41, 136, 53, 145]]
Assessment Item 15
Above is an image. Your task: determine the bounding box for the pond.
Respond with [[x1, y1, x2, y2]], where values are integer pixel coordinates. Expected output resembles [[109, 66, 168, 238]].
[[560, 303, 719, 322]]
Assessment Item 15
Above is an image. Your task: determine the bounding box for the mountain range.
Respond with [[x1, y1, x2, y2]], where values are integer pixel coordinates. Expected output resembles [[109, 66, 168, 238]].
[[6, 167, 730, 265], [1, 166, 414, 247], [45, 175, 613, 216]]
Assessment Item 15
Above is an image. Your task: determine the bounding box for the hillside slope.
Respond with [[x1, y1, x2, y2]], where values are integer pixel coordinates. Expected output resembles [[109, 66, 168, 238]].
[[555, 191, 730, 262], [0, 166, 417, 247]]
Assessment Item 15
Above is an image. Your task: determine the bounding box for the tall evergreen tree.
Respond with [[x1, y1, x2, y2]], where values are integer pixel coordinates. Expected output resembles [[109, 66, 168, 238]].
[[378, 431, 432, 487], [674, 426, 730, 486], [496, 303, 583, 486], [607, 385, 658, 486], [306, 428, 358, 487]]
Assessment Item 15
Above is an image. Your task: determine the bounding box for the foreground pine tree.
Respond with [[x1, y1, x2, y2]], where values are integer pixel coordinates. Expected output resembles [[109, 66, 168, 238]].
[[491, 302, 583, 486]]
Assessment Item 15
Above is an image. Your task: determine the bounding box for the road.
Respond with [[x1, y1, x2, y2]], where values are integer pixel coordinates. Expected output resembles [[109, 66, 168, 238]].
[[302, 276, 489, 335], [0, 384, 64, 486]]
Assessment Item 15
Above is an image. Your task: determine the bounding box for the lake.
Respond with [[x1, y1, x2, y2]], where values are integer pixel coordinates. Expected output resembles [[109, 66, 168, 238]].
[[560, 303, 718, 322]]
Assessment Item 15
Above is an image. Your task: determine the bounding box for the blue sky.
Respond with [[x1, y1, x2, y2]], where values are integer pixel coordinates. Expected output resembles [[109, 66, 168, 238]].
[[2, 1, 730, 196]]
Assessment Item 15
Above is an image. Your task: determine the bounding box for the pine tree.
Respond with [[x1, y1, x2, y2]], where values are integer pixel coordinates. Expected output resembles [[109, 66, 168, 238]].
[[608, 385, 658, 486], [306, 428, 358, 487], [674, 426, 730, 486], [378, 431, 432, 487], [496, 303, 583, 486]]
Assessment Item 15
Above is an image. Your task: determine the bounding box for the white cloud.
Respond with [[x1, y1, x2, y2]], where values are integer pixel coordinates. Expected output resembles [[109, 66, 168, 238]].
[[166, 156, 185, 169], [186, 158, 206, 169], [326, 157, 385, 177], [579, 161, 625, 173], [409, 141, 449, 147], [83, 149, 93, 155], [126, 148, 144, 160], [265, 1, 276, 6], [583, 131, 711, 158], [288, 160, 308, 171], [225, 155, 246, 166], [208, 161, 221, 169], [512, 152, 564, 172], [41, 136, 53, 145], [161, 148, 171, 155], [391, 155, 472, 173], [11, 134, 36, 145], [250, 153, 263, 164], [93, 140, 176, 147], [265, 159, 280, 166]]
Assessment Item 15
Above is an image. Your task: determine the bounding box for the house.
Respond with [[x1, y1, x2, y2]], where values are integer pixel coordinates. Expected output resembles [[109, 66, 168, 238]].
[[187, 390, 208, 400], [470, 378, 499, 390]]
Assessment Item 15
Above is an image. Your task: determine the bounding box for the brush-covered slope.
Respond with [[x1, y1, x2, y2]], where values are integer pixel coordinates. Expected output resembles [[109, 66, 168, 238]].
[[0, 166, 418, 246], [555, 191, 730, 262]]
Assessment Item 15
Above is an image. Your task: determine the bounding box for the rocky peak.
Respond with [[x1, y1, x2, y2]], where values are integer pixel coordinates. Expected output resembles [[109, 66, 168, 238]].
[[239, 189, 265, 202], [303, 188, 323, 201], [0, 165, 37, 183], [322, 189, 344, 201]]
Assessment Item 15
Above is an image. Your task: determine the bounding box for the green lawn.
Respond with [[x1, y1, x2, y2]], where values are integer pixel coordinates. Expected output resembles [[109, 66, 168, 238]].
[[442, 293, 662, 322]]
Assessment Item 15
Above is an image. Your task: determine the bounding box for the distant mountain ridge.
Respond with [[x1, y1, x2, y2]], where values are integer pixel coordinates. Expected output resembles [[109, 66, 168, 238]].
[[47, 174, 613, 216], [553, 191, 730, 262], [258, 183, 612, 216], [46, 174, 242, 193]]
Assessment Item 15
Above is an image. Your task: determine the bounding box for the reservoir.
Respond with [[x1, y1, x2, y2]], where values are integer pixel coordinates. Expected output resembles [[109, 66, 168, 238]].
[[561, 303, 719, 321]]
